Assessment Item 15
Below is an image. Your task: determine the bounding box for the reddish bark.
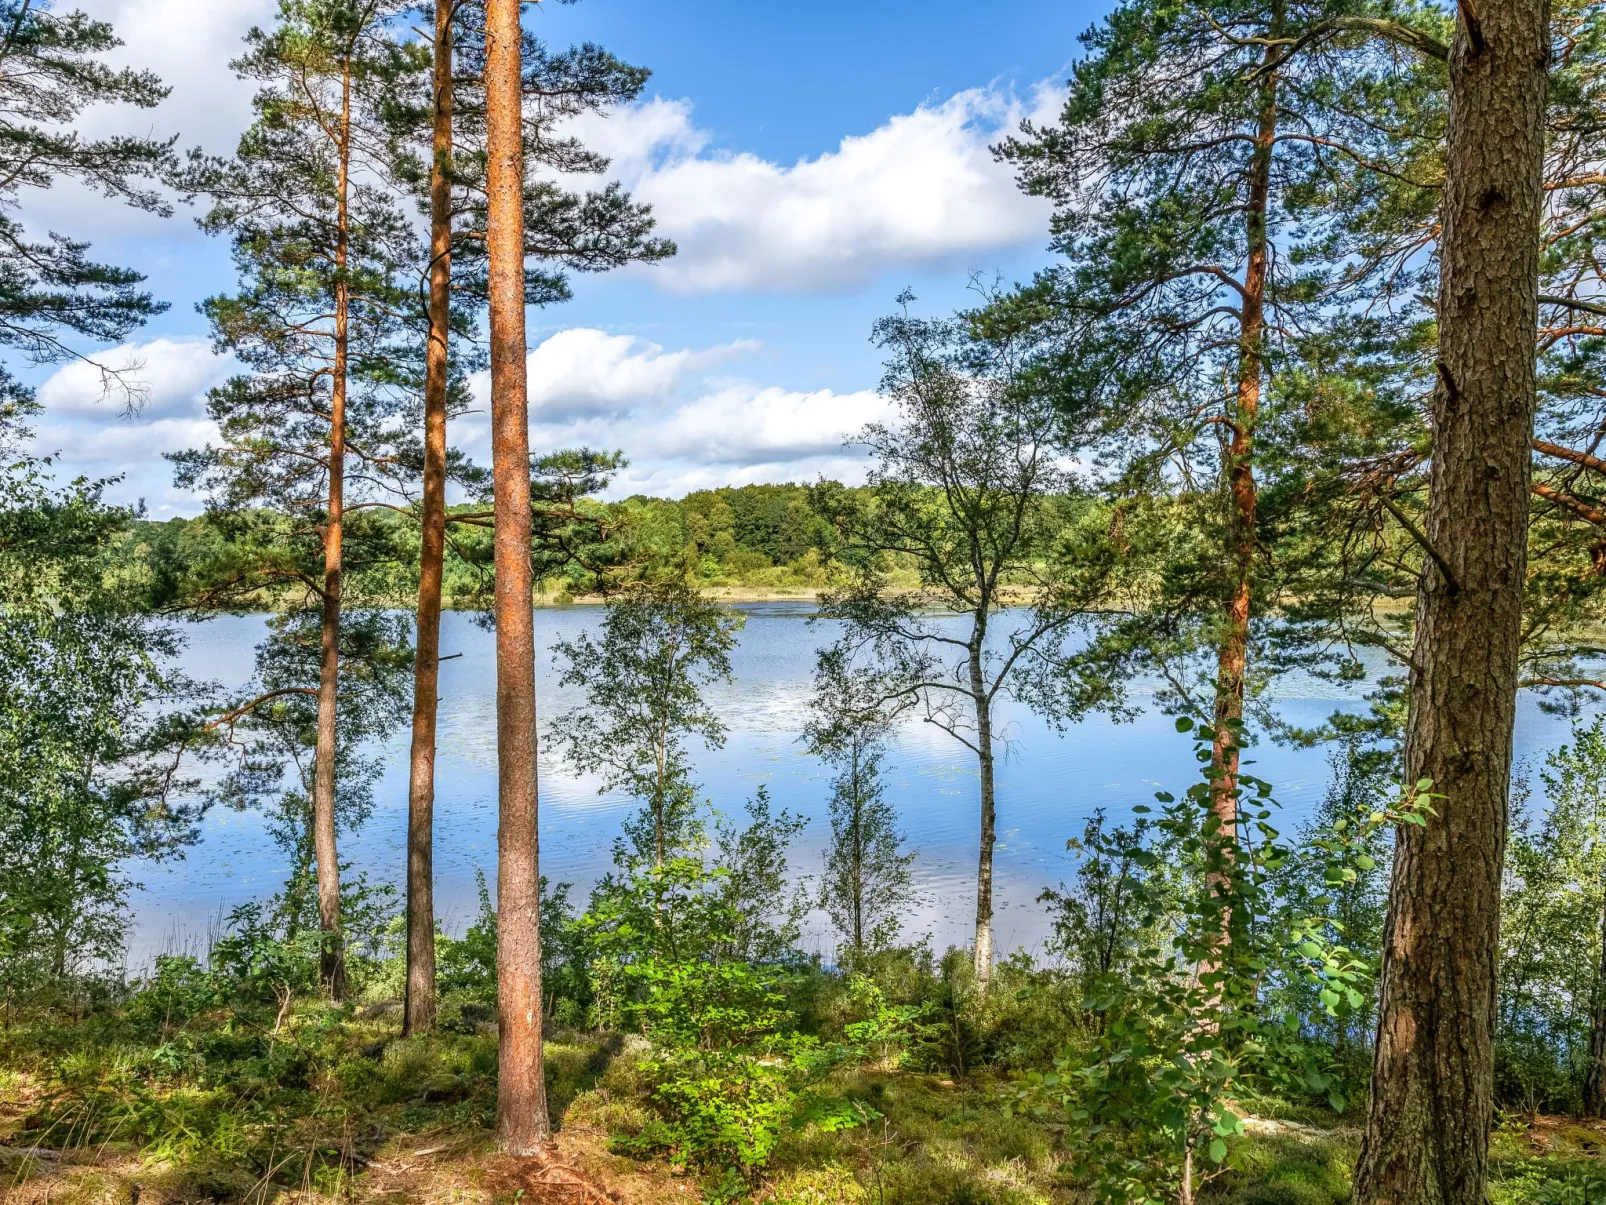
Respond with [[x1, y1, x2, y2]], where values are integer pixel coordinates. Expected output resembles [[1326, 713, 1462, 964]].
[[1209, 12, 1279, 839], [313, 57, 354, 1002], [403, 0, 455, 1039], [485, 0, 551, 1154]]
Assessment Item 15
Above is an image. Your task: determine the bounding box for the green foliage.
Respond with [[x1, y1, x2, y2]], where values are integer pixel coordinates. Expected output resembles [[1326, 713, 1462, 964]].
[[1039, 809, 1178, 1007], [208, 872, 399, 1005], [712, 787, 808, 964], [839, 974, 931, 1070], [391, 0, 673, 312], [434, 868, 587, 1023], [0, 0, 175, 374], [0, 464, 201, 996], [1010, 720, 1434, 1205], [993, 0, 1449, 733], [1497, 718, 1606, 1114], [593, 864, 806, 1188], [200, 607, 413, 882], [806, 647, 917, 962], [552, 579, 744, 865], [1270, 742, 1394, 1096]]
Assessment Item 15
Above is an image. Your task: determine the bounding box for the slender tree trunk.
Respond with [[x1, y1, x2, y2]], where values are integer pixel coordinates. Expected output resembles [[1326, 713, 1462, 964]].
[[852, 748, 864, 958], [1583, 886, 1606, 1117], [403, 0, 455, 1040], [486, 0, 550, 1154], [970, 620, 997, 992], [654, 728, 667, 868], [1354, 0, 1548, 1199], [1209, 16, 1280, 828], [313, 62, 354, 1002]]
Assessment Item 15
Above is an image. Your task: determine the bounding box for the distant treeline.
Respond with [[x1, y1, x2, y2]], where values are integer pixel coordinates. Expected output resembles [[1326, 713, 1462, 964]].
[[125, 481, 858, 609]]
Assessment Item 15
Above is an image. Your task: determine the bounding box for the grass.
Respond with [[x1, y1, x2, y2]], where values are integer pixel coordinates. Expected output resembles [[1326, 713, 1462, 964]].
[[3, 998, 1604, 1205]]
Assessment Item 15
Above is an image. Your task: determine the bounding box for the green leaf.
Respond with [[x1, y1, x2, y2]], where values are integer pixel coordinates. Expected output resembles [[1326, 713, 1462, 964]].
[[1208, 1138, 1228, 1164]]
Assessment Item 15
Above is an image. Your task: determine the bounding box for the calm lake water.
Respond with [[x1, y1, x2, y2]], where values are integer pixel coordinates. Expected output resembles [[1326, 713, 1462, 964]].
[[127, 604, 1595, 966]]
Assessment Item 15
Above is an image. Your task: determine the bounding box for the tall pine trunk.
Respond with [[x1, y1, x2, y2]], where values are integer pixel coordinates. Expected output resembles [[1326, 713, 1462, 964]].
[[1209, 13, 1279, 831], [486, 0, 551, 1154], [403, 0, 454, 1040], [1354, 0, 1548, 1198], [313, 60, 354, 1001], [970, 616, 997, 991]]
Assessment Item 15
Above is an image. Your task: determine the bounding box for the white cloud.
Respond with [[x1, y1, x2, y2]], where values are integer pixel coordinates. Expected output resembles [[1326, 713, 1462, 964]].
[[30, 326, 891, 513], [521, 328, 755, 420], [572, 83, 1063, 295], [579, 96, 709, 168], [75, 0, 272, 154], [37, 337, 235, 419], [644, 384, 887, 462], [11, 0, 274, 242], [455, 327, 889, 497], [10, 0, 1064, 296], [33, 415, 220, 469]]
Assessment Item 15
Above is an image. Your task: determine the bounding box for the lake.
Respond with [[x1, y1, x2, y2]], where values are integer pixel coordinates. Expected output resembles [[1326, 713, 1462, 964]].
[[128, 604, 1593, 967]]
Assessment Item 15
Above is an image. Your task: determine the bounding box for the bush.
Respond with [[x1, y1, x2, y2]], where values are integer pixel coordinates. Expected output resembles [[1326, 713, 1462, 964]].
[[125, 955, 222, 1039]]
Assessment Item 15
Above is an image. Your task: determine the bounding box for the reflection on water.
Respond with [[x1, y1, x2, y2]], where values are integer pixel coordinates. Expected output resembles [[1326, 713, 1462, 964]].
[[129, 604, 1593, 965]]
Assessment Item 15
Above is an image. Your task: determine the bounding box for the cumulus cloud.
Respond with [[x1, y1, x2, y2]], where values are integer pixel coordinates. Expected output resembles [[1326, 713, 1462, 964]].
[[35, 328, 889, 513], [644, 384, 886, 462], [461, 327, 891, 494], [11, 0, 274, 242], [571, 83, 1063, 294], [75, 0, 272, 153], [521, 328, 756, 420], [37, 337, 235, 419]]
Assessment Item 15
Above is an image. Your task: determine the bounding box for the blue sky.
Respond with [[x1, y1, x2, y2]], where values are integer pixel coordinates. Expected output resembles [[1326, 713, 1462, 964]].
[[24, 0, 1107, 513]]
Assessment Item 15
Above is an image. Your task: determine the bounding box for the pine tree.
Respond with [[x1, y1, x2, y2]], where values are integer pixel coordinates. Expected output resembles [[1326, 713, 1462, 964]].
[[1354, 0, 1550, 1197], [173, 0, 419, 999], [804, 647, 916, 964], [482, 0, 546, 1153], [0, 1, 176, 395], [995, 0, 1450, 834], [389, 0, 670, 1035]]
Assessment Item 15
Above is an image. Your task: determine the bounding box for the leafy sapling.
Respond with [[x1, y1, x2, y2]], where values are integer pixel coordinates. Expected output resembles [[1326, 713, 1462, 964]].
[[1011, 717, 1436, 1205], [551, 579, 743, 868], [803, 646, 917, 965]]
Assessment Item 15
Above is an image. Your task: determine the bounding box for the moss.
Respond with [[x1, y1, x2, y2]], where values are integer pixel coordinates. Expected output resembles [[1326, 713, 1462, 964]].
[[9, 991, 1604, 1205]]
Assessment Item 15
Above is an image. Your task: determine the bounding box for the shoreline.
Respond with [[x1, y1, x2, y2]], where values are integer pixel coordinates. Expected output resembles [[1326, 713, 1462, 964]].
[[532, 584, 826, 607]]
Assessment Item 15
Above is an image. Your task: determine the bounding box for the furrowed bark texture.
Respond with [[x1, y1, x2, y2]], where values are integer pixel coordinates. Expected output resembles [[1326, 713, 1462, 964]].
[[486, 0, 551, 1154], [313, 61, 355, 1002], [403, 0, 454, 1039], [1354, 0, 1548, 1199]]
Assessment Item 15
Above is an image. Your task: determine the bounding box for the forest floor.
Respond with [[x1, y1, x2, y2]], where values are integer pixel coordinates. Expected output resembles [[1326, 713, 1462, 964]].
[[3, 1011, 1605, 1205]]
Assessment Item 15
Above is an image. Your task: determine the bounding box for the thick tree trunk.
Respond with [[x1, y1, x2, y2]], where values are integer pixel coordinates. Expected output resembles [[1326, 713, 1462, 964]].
[[313, 63, 355, 1002], [1354, 0, 1548, 1199], [1583, 888, 1606, 1117], [970, 623, 997, 992], [403, 0, 454, 1040], [486, 0, 551, 1155], [1209, 19, 1279, 829]]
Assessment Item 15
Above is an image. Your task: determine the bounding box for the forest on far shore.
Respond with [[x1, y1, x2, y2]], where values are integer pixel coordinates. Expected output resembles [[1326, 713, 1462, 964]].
[[128, 481, 860, 606]]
